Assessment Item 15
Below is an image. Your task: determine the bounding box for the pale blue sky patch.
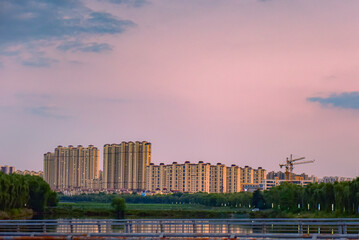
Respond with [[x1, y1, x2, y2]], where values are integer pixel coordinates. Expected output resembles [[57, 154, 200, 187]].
[[307, 92, 359, 110], [103, 0, 149, 7], [57, 41, 113, 53], [26, 106, 69, 119], [0, 0, 135, 65], [21, 57, 58, 68]]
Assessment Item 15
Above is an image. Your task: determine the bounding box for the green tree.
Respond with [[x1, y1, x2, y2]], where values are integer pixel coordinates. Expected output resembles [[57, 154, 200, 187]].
[[251, 189, 265, 209], [47, 191, 58, 207], [111, 197, 126, 218]]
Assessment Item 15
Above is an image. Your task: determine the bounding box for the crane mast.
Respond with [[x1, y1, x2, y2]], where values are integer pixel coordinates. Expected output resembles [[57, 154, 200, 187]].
[[279, 154, 315, 181]]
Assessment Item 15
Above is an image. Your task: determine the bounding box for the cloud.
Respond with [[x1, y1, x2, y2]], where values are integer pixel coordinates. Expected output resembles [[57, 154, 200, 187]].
[[103, 0, 148, 7], [14, 93, 68, 118], [21, 57, 58, 67], [26, 106, 69, 119], [0, 0, 135, 64], [307, 92, 359, 110], [0, 49, 20, 56], [57, 41, 112, 53]]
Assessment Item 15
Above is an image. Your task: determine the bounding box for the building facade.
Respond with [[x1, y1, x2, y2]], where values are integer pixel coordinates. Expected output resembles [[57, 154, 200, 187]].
[[226, 164, 241, 193], [103, 141, 151, 191], [146, 161, 266, 193], [210, 163, 227, 193], [239, 166, 266, 192], [146, 161, 212, 193], [44, 145, 99, 191]]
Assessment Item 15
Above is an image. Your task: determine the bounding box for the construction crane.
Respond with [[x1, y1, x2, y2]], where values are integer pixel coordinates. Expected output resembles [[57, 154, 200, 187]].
[[279, 154, 315, 181]]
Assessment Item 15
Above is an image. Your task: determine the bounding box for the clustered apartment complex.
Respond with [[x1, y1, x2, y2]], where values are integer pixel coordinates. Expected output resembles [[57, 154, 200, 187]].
[[44, 145, 99, 190], [43, 141, 267, 193], [146, 162, 266, 193]]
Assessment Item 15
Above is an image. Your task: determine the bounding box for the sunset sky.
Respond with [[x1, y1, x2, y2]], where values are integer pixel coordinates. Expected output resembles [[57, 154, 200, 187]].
[[1, 0, 359, 178]]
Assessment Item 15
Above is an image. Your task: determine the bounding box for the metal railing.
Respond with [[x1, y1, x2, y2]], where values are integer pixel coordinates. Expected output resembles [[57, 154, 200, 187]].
[[0, 218, 358, 239]]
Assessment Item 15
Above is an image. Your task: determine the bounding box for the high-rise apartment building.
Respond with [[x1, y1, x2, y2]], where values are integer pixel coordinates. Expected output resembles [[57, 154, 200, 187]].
[[44, 145, 99, 190], [146, 161, 211, 193], [240, 166, 254, 184], [254, 167, 266, 184], [226, 164, 241, 193], [44, 152, 55, 188], [210, 163, 227, 193], [146, 162, 267, 193], [240, 165, 266, 191], [103, 141, 151, 191], [146, 161, 265, 193]]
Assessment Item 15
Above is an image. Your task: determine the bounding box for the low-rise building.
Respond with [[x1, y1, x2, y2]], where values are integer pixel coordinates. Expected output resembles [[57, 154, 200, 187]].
[[15, 170, 44, 178], [261, 178, 315, 190], [319, 176, 353, 183], [0, 165, 15, 174]]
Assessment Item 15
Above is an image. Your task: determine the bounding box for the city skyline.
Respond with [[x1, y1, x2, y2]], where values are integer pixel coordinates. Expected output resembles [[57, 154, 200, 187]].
[[1, 0, 359, 178], [1, 141, 355, 179]]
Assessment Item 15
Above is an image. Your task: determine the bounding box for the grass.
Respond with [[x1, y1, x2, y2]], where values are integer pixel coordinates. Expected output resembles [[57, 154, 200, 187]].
[[0, 208, 33, 220], [59, 202, 243, 212], [52, 202, 248, 219]]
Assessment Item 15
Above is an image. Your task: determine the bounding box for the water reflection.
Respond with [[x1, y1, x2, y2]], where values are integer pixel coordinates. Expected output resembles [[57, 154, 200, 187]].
[[0, 219, 350, 235], [53, 219, 254, 234]]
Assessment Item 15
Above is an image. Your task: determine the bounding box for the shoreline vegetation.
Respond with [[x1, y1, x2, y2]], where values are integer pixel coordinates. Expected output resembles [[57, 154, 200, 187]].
[[1, 172, 358, 219], [42, 202, 359, 220], [0, 172, 57, 220], [0, 208, 33, 220], [54, 178, 359, 219]]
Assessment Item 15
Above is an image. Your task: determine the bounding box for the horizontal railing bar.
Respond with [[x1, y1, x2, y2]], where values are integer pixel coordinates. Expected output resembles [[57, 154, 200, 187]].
[[2, 218, 359, 222], [0, 232, 358, 239], [1, 222, 358, 226]]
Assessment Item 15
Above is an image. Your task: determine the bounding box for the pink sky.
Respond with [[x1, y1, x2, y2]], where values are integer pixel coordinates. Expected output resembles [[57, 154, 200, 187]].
[[1, 0, 359, 178]]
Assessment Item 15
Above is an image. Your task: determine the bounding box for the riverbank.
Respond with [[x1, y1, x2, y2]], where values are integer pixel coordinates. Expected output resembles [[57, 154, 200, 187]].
[[0, 208, 33, 220], [42, 202, 249, 219], [42, 202, 358, 219]]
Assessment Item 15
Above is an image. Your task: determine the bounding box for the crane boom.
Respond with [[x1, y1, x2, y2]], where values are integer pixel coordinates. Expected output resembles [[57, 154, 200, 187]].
[[279, 154, 314, 181], [291, 157, 305, 162], [293, 160, 315, 165]]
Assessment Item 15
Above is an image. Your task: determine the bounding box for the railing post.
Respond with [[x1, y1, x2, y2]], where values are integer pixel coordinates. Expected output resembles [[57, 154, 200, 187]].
[[343, 223, 347, 234], [43, 223, 46, 233], [97, 220, 101, 233], [228, 222, 231, 234], [298, 223, 303, 234], [192, 220, 196, 233], [70, 220, 73, 233], [160, 220, 163, 233], [338, 225, 342, 234], [262, 223, 266, 234]]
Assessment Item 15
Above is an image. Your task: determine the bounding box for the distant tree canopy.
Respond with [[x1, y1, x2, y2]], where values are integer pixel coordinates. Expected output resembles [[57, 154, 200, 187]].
[[264, 179, 359, 214], [59, 177, 359, 215], [0, 172, 58, 212]]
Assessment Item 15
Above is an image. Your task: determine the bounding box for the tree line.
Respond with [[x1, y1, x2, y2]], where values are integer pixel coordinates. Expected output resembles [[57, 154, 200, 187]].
[[59, 191, 253, 208], [262, 178, 359, 214], [59, 177, 359, 214], [0, 172, 58, 212]]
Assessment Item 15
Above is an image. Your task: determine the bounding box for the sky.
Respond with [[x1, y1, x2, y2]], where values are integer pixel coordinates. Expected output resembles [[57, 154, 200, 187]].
[[1, 0, 359, 178]]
